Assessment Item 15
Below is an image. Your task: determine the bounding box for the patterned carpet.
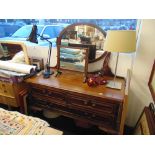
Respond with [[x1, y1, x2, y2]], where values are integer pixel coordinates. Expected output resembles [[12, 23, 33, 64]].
[[0, 104, 132, 135]]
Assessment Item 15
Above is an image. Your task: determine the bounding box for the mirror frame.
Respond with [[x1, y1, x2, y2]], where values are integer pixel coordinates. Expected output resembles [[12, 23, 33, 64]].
[[57, 22, 107, 63], [57, 36, 89, 81]]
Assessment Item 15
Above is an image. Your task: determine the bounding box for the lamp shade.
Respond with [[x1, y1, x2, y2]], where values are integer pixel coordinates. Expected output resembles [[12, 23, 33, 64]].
[[104, 30, 136, 53]]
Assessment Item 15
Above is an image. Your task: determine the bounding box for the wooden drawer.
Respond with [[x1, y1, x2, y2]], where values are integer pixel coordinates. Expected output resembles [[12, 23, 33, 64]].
[[31, 86, 66, 103], [67, 94, 119, 116], [67, 106, 115, 127], [30, 93, 67, 107], [0, 81, 15, 97], [89, 99, 119, 116], [0, 95, 17, 107]]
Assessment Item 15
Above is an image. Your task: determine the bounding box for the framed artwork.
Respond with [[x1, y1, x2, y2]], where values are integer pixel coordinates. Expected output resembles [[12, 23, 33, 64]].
[[134, 108, 150, 135], [148, 60, 155, 102], [134, 105, 155, 135]]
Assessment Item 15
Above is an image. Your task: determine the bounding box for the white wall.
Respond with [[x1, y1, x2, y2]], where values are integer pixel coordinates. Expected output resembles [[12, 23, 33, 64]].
[[27, 45, 57, 67], [126, 19, 155, 127]]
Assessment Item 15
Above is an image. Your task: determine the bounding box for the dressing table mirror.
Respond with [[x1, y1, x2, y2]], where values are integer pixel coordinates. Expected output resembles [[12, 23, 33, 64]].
[[56, 23, 106, 80]]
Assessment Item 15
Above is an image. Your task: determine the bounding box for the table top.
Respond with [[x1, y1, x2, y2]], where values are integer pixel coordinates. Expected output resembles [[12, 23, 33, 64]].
[[25, 69, 125, 103]]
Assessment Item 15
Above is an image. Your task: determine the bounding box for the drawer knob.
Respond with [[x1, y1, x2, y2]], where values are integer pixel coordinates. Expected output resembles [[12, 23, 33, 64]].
[[84, 101, 87, 105], [4, 90, 7, 93], [2, 84, 5, 87], [92, 103, 96, 107]]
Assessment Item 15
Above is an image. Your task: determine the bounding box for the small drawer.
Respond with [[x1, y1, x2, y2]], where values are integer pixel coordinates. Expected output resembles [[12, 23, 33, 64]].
[[0, 81, 15, 97], [89, 100, 115, 114], [31, 86, 65, 102], [31, 86, 47, 94], [68, 94, 89, 107]]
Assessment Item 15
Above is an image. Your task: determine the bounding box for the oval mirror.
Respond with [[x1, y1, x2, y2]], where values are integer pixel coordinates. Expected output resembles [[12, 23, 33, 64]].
[[58, 23, 106, 63]]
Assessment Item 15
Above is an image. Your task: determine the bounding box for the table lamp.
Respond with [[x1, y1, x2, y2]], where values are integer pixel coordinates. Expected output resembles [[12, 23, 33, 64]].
[[104, 30, 136, 89], [27, 25, 54, 78]]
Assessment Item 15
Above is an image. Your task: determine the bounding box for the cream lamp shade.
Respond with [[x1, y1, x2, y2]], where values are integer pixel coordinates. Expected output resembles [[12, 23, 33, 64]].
[[103, 30, 136, 89], [104, 30, 136, 53]]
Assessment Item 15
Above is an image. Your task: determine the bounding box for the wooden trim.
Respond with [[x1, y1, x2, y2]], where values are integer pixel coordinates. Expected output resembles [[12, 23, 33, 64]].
[[84, 48, 89, 80], [125, 69, 132, 95], [57, 23, 106, 63], [58, 23, 106, 39], [18, 89, 28, 114], [119, 69, 131, 134], [148, 60, 155, 103], [119, 95, 128, 134]]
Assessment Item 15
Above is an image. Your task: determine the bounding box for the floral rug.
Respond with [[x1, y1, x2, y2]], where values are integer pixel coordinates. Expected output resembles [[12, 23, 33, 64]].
[[0, 108, 49, 135]]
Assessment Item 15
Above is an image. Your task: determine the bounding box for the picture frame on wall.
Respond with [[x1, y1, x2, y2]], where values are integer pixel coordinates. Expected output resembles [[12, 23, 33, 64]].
[[148, 60, 155, 102], [134, 107, 150, 135]]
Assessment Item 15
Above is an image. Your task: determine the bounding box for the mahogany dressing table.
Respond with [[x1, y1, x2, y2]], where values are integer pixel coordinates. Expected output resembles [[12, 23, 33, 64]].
[[25, 69, 126, 134], [25, 23, 128, 134]]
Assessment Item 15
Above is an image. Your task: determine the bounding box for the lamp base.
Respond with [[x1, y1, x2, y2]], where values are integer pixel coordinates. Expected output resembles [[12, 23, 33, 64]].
[[43, 69, 54, 78], [106, 80, 122, 90]]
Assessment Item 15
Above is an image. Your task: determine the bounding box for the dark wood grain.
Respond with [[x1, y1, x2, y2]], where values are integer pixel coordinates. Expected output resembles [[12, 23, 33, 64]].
[[25, 69, 126, 134], [148, 60, 155, 103]]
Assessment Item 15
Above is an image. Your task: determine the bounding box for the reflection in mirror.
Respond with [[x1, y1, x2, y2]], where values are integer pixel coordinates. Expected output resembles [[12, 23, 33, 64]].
[[41, 34, 51, 40], [60, 24, 106, 62], [59, 46, 88, 72]]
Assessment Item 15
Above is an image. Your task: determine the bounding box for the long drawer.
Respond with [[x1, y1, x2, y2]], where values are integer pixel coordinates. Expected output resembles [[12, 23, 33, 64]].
[[30, 85, 66, 105], [67, 93, 120, 116], [29, 85, 122, 131], [30, 93, 67, 107]]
